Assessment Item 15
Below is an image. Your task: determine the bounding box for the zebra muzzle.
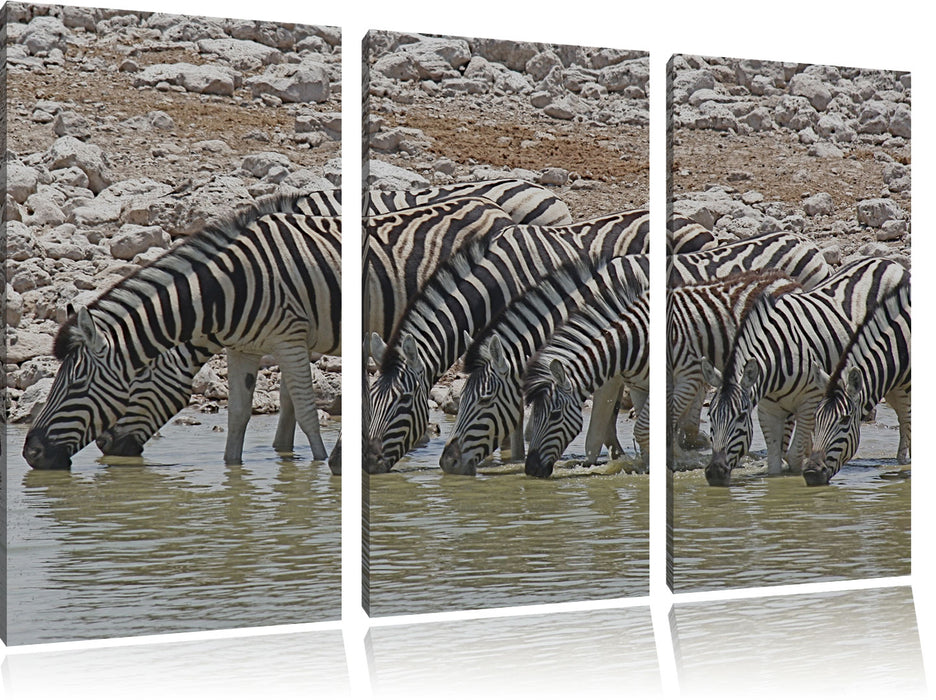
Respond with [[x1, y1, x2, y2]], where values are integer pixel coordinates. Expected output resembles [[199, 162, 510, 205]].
[[803, 454, 833, 486], [704, 452, 731, 487], [439, 441, 477, 476], [23, 431, 73, 470]]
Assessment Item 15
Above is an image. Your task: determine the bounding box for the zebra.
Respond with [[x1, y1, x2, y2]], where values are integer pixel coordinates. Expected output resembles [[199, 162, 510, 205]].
[[667, 216, 716, 255], [439, 255, 649, 475], [364, 210, 649, 474], [365, 197, 518, 339], [668, 230, 831, 290], [22, 194, 341, 471], [365, 200, 648, 339], [804, 277, 910, 485], [366, 178, 572, 226], [523, 271, 650, 478], [701, 257, 908, 486], [93, 190, 344, 465], [667, 271, 802, 458]]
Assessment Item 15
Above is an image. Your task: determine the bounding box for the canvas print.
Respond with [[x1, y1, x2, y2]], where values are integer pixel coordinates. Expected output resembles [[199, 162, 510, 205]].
[[362, 31, 650, 615], [3, 3, 341, 644], [666, 55, 911, 590]]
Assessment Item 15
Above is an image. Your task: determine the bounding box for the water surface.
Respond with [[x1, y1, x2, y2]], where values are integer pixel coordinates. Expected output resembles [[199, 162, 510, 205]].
[[6, 410, 342, 645], [669, 404, 910, 591], [365, 408, 649, 616]]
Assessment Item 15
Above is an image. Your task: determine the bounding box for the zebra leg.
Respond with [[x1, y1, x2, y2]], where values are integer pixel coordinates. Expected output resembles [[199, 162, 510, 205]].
[[757, 402, 788, 477], [633, 392, 650, 468], [585, 376, 624, 465], [274, 343, 329, 462], [508, 413, 525, 462], [224, 350, 263, 465], [885, 388, 911, 464], [272, 380, 298, 453], [786, 398, 820, 474], [679, 387, 710, 450]]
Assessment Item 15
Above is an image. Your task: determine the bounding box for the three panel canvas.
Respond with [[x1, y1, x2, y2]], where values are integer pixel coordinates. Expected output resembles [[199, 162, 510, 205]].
[[2, 3, 912, 653]]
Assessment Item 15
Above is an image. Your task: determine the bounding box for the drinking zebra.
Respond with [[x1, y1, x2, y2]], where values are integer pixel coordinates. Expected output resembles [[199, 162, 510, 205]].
[[667, 216, 716, 255], [523, 272, 650, 478], [701, 257, 908, 486], [23, 194, 341, 470], [805, 278, 910, 485], [439, 255, 648, 475], [366, 178, 572, 226], [668, 230, 831, 290], [93, 190, 343, 465], [364, 210, 648, 474], [667, 271, 802, 458]]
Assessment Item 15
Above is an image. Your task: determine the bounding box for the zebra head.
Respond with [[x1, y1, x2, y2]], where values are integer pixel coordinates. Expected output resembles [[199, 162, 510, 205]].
[[364, 332, 429, 473], [524, 359, 582, 478], [702, 357, 759, 486], [95, 343, 208, 457], [804, 365, 863, 486], [441, 332, 520, 475], [24, 307, 131, 469]]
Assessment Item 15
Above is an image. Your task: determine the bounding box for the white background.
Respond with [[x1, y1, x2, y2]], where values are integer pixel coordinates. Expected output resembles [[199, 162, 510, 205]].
[[3, 1, 932, 698]]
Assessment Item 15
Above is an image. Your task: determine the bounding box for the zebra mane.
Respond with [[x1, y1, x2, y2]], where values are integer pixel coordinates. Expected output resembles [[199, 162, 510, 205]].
[[379, 234, 493, 374], [522, 272, 645, 405], [52, 189, 338, 360], [671, 268, 797, 292], [720, 285, 779, 383], [824, 276, 910, 399], [462, 255, 597, 374]]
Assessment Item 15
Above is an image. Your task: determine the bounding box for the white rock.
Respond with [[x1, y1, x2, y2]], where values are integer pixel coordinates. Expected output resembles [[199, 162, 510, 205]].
[[52, 110, 91, 139], [889, 104, 911, 138], [10, 378, 56, 424], [46, 136, 111, 193], [803, 192, 835, 216], [110, 225, 171, 260], [7, 162, 39, 204], [365, 160, 430, 190], [19, 16, 70, 55], [246, 59, 330, 103], [134, 63, 238, 96], [857, 198, 905, 228], [6, 329, 54, 364], [788, 73, 832, 111], [242, 151, 293, 178], [196, 37, 283, 71]]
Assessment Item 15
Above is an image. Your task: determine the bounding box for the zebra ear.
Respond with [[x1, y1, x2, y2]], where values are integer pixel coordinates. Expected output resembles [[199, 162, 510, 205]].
[[740, 360, 759, 390], [369, 332, 387, 364], [462, 330, 473, 350], [489, 334, 510, 376], [700, 357, 722, 388], [811, 361, 831, 389], [75, 307, 106, 354], [400, 334, 425, 374], [549, 358, 572, 393], [845, 367, 863, 401]]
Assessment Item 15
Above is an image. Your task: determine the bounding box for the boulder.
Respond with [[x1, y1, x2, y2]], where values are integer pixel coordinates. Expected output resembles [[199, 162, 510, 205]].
[[246, 59, 330, 103]]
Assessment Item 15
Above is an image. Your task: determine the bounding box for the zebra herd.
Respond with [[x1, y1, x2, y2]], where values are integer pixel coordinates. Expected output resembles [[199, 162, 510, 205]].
[[668, 229, 911, 486], [364, 180, 649, 477], [23, 178, 910, 486]]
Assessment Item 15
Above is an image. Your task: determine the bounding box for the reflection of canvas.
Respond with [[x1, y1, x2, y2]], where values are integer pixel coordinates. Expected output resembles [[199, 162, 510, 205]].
[[666, 55, 911, 592], [4, 3, 341, 644], [362, 31, 651, 615]]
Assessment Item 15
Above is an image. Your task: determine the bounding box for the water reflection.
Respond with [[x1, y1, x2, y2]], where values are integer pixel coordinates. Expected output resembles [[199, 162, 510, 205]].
[[670, 405, 910, 591], [672, 586, 925, 697], [7, 411, 342, 644], [1, 628, 349, 699], [368, 607, 660, 699], [366, 409, 650, 616]]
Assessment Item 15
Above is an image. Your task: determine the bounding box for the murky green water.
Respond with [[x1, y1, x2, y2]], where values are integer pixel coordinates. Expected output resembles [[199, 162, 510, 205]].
[[6, 410, 342, 645], [365, 408, 649, 616], [669, 404, 910, 591]]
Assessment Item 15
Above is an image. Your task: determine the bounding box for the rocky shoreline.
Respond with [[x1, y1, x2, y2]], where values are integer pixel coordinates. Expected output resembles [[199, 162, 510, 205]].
[[4, 4, 342, 434]]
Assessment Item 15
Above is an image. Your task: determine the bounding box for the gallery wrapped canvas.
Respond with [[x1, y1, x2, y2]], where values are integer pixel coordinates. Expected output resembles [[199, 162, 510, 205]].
[[666, 54, 911, 591], [3, 2, 342, 644], [362, 30, 651, 615]]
